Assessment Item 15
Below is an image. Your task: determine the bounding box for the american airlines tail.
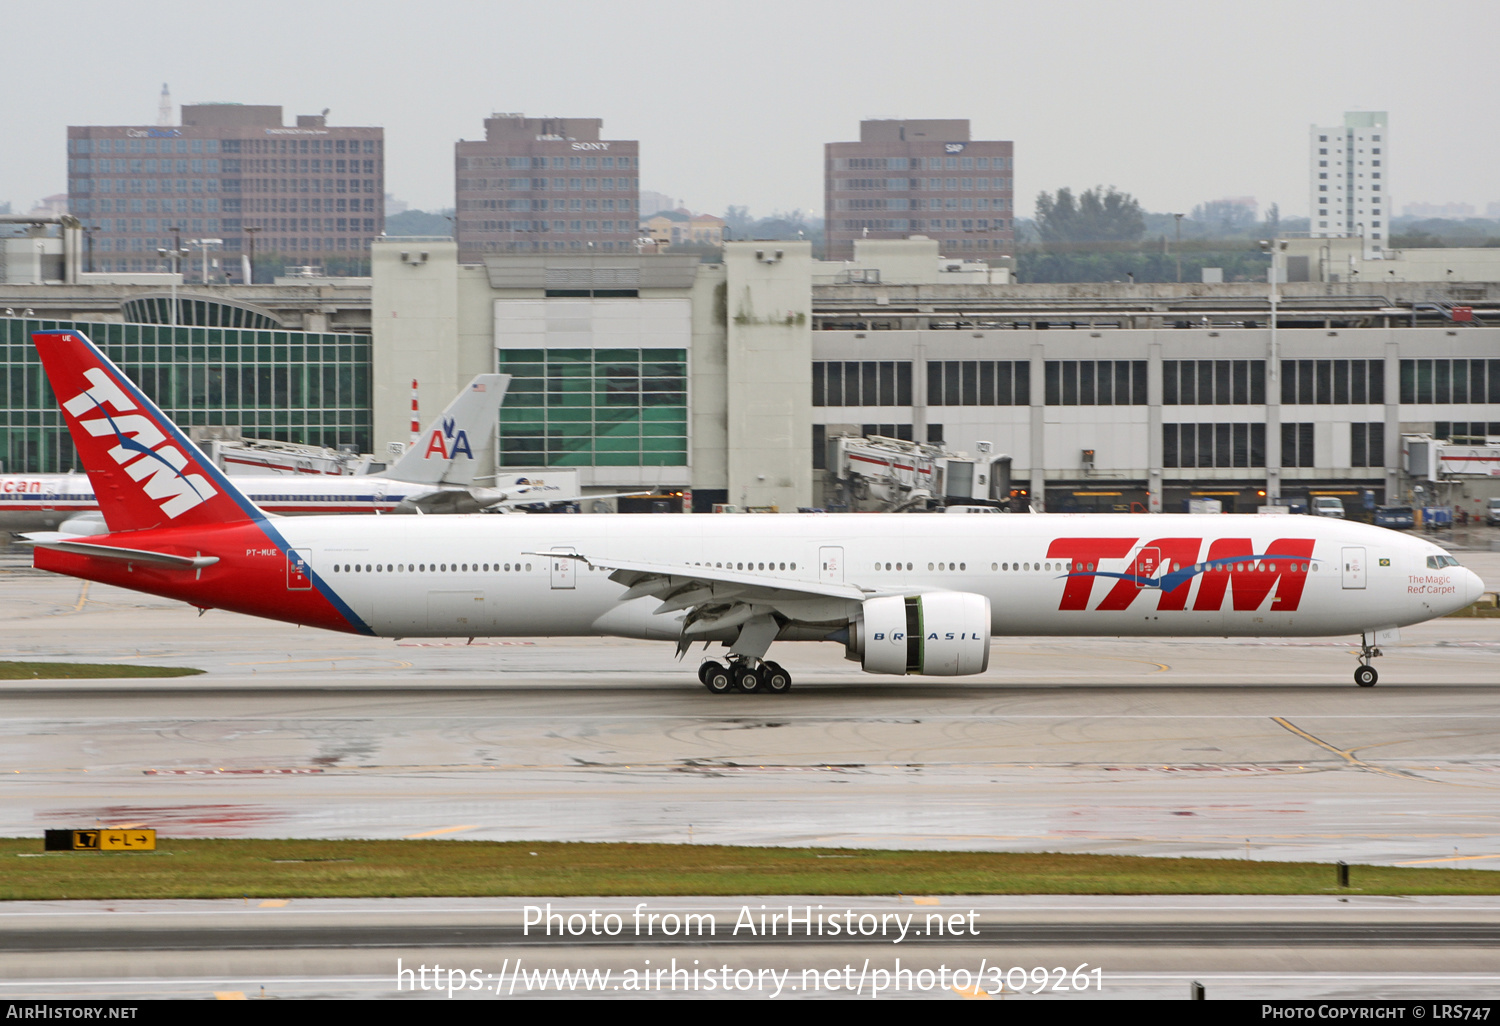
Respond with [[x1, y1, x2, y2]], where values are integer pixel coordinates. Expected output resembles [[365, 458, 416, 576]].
[[387, 374, 510, 486]]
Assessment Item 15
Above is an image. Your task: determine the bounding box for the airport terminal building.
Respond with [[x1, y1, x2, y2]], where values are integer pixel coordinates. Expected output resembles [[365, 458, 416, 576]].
[[367, 237, 1500, 514], [3, 237, 1499, 518]]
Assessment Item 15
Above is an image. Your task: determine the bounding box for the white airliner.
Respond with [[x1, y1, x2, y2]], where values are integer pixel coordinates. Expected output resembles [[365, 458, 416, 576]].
[[23, 330, 1486, 691], [0, 373, 555, 534]]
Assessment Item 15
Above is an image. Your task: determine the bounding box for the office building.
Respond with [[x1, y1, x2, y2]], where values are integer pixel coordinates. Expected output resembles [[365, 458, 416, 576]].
[[1309, 111, 1389, 256], [825, 119, 1014, 261], [455, 114, 641, 260], [67, 104, 385, 282]]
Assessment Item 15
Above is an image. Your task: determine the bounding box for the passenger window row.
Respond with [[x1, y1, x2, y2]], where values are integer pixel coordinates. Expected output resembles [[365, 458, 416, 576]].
[[332, 562, 533, 574], [691, 562, 796, 571]]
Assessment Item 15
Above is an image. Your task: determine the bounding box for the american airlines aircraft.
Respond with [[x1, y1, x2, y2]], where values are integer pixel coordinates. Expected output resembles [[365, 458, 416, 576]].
[[0, 373, 528, 534], [23, 330, 1486, 691]]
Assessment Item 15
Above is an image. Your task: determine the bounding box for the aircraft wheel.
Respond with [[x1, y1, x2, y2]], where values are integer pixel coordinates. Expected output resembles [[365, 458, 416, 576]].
[[704, 665, 734, 694], [764, 662, 791, 693], [698, 660, 723, 686], [735, 665, 763, 694], [1354, 666, 1378, 688]]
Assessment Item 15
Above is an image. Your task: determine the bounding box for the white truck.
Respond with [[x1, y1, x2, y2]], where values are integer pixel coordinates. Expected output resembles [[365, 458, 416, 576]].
[[1312, 496, 1346, 518], [826, 434, 1014, 512]]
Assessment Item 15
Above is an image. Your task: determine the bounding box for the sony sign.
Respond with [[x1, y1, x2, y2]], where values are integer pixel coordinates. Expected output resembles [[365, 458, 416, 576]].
[[571, 142, 611, 151]]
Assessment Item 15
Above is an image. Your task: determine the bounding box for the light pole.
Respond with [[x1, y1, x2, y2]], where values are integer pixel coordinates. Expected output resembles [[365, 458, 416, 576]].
[[242, 225, 262, 284], [157, 244, 189, 327], [1173, 213, 1184, 283], [1260, 237, 1287, 504]]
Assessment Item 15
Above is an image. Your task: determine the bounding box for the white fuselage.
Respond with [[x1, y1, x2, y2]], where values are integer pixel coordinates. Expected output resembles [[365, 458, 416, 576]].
[[269, 512, 1481, 642], [0, 472, 424, 531]]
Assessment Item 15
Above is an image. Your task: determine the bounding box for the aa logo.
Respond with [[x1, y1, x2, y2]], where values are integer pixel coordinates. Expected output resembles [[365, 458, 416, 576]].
[[423, 417, 474, 461]]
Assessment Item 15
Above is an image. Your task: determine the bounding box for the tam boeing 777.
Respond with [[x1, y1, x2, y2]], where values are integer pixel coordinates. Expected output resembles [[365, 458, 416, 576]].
[[23, 330, 1485, 691]]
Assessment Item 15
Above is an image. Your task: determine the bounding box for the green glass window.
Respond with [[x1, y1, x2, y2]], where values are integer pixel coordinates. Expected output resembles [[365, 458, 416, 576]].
[[498, 347, 688, 468], [0, 316, 373, 472]]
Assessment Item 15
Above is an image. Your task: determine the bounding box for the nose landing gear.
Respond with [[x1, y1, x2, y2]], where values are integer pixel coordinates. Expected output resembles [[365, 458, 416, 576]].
[[1354, 633, 1382, 687]]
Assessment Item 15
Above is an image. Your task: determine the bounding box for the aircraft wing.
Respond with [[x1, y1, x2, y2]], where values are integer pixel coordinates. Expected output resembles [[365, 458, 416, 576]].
[[392, 487, 490, 515], [485, 490, 652, 511], [529, 550, 873, 653]]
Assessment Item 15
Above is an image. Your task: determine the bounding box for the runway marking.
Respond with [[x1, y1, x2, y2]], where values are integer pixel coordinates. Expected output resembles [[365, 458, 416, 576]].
[[258, 900, 288, 908], [1395, 854, 1500, 865], [1117, 658, 1170, 673], [142, 768, 325, 776], [71, 583, 90, 613], [827, 831, 1500, 846], [913, 897, 941, 906], [953, 982, 993, 999], [403, 825, 479, 838], [1273, 717, 1500, 791], [213, 992, 246, 1000], [1271, 717, 1419, 781]]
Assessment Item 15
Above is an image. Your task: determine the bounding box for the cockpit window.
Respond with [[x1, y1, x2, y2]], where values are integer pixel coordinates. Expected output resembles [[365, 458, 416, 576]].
[[1426, 555, 1461, 569]]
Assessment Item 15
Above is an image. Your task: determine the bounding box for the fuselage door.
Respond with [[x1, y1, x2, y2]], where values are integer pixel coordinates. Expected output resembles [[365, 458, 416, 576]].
[[820, 546, 844, 584], [286, 548, 312, 590], [1135, 546, 1161, 588], [550, 546, 577, 590], [1341, 546, 1366, 590]]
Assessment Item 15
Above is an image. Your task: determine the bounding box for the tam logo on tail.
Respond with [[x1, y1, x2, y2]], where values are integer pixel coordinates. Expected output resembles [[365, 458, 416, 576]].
[[62, 366, 218, 520], [422, 416, 474, 461]]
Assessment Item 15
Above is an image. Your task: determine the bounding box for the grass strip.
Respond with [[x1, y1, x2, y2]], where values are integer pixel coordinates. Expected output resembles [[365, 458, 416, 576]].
[[0, 661, 203, 679], [4, 838, 1498, 899], [1446, 602, 1500, 618]]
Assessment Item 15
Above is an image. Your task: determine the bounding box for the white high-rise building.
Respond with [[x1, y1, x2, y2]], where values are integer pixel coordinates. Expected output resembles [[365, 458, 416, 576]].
[[1309, 111, 1389, 257]]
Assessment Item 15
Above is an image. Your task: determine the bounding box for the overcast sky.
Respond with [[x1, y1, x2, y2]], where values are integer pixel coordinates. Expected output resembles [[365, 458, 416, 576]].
[[5, 0, 1497, 221]]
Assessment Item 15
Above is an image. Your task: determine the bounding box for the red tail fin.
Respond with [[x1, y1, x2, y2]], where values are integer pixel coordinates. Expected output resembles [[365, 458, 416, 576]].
[[33, 331, 260, 533]]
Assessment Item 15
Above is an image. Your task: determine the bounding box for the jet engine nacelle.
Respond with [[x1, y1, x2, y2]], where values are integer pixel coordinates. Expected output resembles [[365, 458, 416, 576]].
[[848, 592, 991, 675]]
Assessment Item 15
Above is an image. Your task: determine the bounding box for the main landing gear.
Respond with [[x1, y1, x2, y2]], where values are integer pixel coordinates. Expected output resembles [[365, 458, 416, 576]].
[[1354, 633, 1382, 688], [698, 657, 792, 695]]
